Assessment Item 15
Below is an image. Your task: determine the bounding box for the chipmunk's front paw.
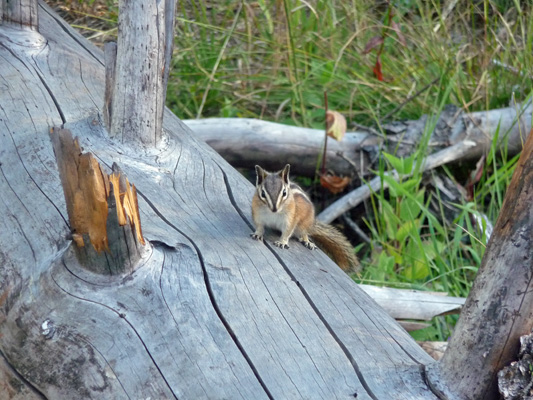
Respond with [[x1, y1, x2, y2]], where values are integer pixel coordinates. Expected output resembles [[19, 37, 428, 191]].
[[274, 240, 289, 249], [251, 233, 263, 242]]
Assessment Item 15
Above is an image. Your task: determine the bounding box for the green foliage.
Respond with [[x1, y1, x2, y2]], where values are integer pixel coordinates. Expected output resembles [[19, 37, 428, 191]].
[[358, 102, 523, 340], [64, 1, 533, 126], [170, 1, 533, 126]]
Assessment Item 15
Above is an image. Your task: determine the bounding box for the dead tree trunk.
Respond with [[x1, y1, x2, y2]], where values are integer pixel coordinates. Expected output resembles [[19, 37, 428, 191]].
[[107, 0, 175, 145], [1, 0, 38, 28], [50, 127, 146, 275], [427, 129, 533, 399]]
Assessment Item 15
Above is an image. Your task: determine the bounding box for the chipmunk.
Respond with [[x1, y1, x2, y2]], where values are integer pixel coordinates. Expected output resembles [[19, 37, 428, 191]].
[[250, 164, 359, 271]]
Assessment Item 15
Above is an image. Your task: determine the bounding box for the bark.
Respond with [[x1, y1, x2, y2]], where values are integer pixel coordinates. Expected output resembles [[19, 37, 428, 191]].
[[498, 332, 533, 399], [426, 128, 533, 399], [185, 102, 532, 178]]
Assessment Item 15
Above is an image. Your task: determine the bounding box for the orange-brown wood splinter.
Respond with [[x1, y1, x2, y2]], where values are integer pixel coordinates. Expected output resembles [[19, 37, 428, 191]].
[[109, 166, 145, 246], [50, 127, 145, 274]]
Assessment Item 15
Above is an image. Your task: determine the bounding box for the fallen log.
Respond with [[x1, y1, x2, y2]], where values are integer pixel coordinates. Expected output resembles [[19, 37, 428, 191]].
[[359, 285, 465, 333], [359, 284, 466, 321], [185, 102, 532, 178], [4, 2, 531, 399]]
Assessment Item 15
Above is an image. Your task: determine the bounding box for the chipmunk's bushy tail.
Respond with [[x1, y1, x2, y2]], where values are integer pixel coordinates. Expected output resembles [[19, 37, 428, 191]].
[[310, 221, 359, 271]]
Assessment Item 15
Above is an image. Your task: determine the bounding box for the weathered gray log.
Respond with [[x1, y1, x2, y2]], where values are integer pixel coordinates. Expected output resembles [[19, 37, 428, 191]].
[[0, 2, 446, 399], [185, 102, 532, 178], [360, 284, 466, 333], [359, 284, 465, 321], [109, 0, 175, 145], [185, 118, 370, 177], [427, 127, 533, 399], [1, 0, 38, 29]]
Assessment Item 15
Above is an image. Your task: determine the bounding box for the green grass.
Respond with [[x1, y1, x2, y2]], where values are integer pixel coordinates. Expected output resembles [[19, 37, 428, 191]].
[[171, 1, 533, 127], [49, 0, 533, 341]]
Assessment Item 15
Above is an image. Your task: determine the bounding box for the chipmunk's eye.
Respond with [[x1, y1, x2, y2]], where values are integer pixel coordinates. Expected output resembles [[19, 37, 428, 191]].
[[261, 189, 266, 199], [282, 189, 287, 197]]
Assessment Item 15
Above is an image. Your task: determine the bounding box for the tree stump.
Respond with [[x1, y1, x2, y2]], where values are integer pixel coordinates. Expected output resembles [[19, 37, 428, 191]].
[[50, 127, 146, 274]]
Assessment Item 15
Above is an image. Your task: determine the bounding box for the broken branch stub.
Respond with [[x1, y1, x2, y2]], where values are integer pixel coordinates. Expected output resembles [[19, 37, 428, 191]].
[[50, 127, 145, 275], [107, 0, 176, 146]]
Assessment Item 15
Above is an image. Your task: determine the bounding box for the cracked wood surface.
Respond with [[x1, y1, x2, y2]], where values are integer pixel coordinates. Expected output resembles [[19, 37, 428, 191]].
[[0, 2, 439, 399]]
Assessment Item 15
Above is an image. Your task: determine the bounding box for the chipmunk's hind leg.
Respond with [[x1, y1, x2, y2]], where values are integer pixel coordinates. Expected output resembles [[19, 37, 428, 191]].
[[298, 232, 316, 250]]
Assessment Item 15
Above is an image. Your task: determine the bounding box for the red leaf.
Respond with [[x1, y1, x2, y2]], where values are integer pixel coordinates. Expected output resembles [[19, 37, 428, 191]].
[[373, 56, 384, 81], [320, 173, 351, 194], [391, 21, 406, 47], [363, 35, 384, 54]]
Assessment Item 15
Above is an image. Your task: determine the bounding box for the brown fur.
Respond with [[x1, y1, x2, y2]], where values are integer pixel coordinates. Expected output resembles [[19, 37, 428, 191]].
[[309, 222, 359, 271]]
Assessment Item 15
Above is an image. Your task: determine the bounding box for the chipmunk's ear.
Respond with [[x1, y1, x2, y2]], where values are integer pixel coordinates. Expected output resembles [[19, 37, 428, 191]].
[[255, 165, 266, 186], [280, 164, 290, 185]]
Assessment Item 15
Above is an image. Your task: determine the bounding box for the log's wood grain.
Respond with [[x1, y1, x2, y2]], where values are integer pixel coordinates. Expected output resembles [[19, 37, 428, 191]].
[[220, 157, 437, 399], [86, 117, 368, 399], [0, 2, 442, 399], [0, 351, 44, 400], [103, 41, 117, 131], [1, 0, 38, 29]]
